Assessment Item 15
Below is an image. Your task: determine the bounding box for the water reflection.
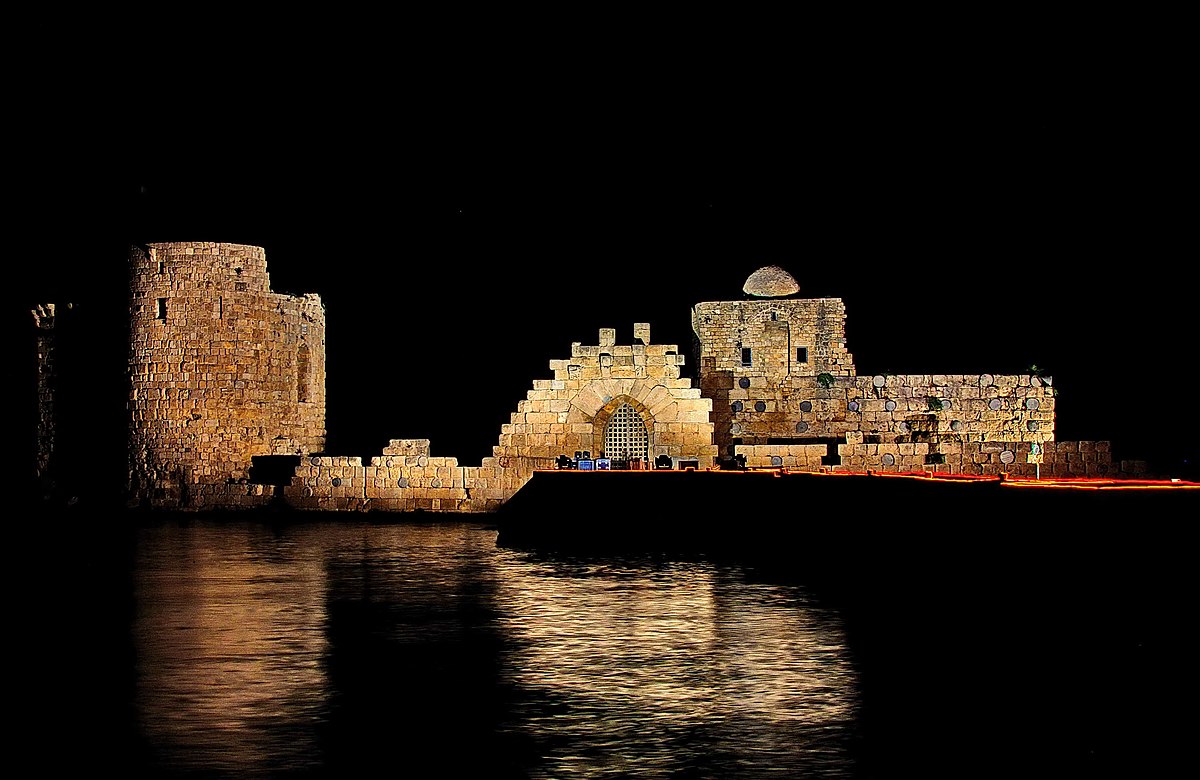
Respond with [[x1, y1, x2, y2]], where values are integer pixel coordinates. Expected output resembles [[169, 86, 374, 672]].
[[130, 521, 858, 778], [493, 555, 858, 778], [134, 523, 331, 776]]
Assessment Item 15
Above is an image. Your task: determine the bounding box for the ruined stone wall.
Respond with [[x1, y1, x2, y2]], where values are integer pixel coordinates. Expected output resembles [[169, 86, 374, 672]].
[[693, 298, 855, 453], [692, 298, 856, 378], [719, 372, 1056, 451], [280, 442, 537, 513], [499, 327, 714, 460], [693, 297, 1060, 457], [283, 453, 470, 512], [128, 242, 326, 506], [459, 326, 716, 509], [282, 326, 717, 512]]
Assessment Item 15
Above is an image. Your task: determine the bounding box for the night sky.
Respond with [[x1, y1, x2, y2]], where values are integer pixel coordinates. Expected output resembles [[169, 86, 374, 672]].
[[14, 50, 1195, 476]]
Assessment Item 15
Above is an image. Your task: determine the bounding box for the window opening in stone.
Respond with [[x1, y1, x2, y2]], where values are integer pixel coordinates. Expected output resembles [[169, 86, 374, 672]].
[[797, 347, 808, 363], [156, 298, 167, 320], [158, 260, 165, 274], [604, 403, 648, 462], [297, 342, 312, 402], [741, 348, 752, 366]]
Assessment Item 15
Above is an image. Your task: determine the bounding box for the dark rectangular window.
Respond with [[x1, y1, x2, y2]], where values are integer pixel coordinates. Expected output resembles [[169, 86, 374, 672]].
[[796, 347, 808, 363], [156, 298, 167, 320], [741, 348, 752, 366]]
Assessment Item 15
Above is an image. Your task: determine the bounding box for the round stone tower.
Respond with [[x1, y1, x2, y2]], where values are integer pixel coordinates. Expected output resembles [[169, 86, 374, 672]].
[[128, 242, 326, 506]]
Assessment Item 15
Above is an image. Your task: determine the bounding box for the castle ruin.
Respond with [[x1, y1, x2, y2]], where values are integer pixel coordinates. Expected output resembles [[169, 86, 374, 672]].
[[32, 244, 1132, 511]]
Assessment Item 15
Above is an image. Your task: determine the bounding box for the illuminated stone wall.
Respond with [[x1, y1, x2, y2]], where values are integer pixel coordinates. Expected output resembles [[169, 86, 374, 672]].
[[692, 298, 855, 454], [693, 293, 1056, 457], [717, 372, 1056, 448], [464, 325, 717, 510], [735, 443, 829, 471], [283, 326, 717, 512], [284, 454, 468, 512], [128, 242, 326, 507], [109, 254, 1154, 513], [737, 440, 1134, 478]]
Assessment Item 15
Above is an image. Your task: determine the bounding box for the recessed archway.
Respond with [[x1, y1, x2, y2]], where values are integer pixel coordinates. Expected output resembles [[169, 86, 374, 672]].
[[592, 394, 655, 460], [604, 403, 649, 461]]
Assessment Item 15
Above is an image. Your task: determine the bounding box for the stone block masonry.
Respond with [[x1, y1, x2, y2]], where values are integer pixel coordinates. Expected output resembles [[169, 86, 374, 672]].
[[693, 298, 856, 454], [283, 325, 718, 511], [127, 242, 326, 507], [720, 372, 1056, 451], [30, 254, 1140, 513], [692, 290, 1057, 457]]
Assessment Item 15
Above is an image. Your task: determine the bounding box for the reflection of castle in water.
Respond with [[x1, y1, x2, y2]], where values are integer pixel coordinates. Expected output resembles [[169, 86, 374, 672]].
[[134, 525, 330, 774], [32, 242, 1137, 511], [492, 553, 859, 773], [130, 522, 859, 775]]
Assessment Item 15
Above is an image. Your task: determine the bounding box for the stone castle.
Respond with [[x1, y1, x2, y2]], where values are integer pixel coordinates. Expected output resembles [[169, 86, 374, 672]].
[[33, 242, 1133, 511]]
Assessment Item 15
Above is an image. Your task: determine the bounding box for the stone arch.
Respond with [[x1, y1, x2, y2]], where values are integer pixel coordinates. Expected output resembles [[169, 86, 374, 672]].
[[592, 394, 655, 459]]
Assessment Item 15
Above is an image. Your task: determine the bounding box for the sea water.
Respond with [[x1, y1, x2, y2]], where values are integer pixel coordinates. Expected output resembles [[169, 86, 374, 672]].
[[12, 514, 1191, 778]]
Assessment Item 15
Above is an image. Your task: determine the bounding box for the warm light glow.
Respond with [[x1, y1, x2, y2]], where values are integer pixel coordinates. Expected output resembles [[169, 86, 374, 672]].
[[490, 549, 859, 774], [134, 524, 331, 775]]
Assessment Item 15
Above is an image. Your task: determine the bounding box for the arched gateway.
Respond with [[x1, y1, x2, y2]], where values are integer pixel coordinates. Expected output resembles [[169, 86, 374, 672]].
[[604, 402, 649, 462]]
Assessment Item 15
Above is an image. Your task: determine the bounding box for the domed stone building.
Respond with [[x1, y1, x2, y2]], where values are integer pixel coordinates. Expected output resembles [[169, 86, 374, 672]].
[[32, 253, 1124, 513], [693, 266, 1061, 474]]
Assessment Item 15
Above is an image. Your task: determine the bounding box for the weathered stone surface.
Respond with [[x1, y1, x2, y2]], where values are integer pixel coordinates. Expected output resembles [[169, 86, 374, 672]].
[[104, 255, 1123, 512], [127, 243, 326, 507], [742, 265, 800, 297]]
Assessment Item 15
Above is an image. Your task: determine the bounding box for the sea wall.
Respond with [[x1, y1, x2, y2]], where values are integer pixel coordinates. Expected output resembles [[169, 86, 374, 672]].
[[737, 439, 1146, 478], [284, 453, 470, 512]]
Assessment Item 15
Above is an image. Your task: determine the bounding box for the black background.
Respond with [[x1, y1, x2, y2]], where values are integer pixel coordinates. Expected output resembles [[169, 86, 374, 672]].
[[13, 29, 1195, 477]]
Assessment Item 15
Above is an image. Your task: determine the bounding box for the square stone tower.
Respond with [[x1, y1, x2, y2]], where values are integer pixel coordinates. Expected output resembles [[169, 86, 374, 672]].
[[692, 266, 854, 453]]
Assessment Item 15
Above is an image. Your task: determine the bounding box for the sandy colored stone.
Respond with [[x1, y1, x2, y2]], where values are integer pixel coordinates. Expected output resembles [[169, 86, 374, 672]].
[[743, 266, 800, 297]]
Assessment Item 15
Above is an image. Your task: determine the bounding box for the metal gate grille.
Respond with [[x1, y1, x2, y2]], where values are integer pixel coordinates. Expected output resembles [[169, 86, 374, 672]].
[[604, 403, 648, 461]]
